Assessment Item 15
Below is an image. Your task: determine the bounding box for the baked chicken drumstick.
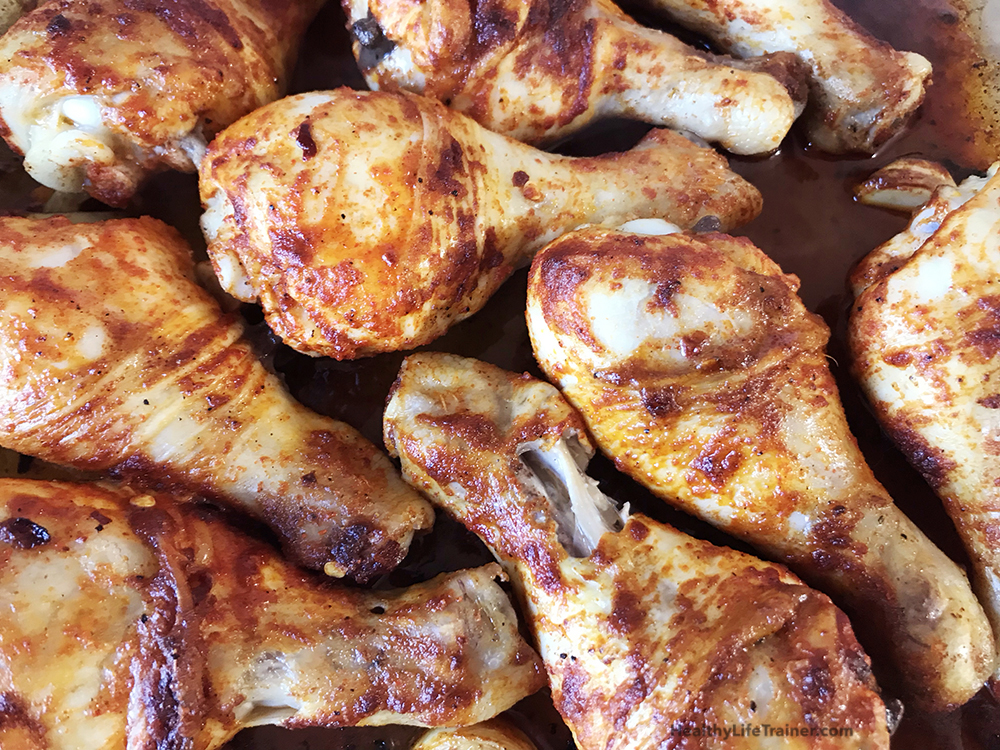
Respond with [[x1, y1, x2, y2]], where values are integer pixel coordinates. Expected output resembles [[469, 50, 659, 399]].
[[0, 215, 434, 582], [525, 227, 994, 710], [0, 479, 543, 750], [849, 162, 1000, 686], [385, 352, 892, 750], [413, 720, 539, 750], [342, 0, 807, 154], [632, 0, 931, 152], [200, 88, 761, 360], [0, 0, 325, 206]]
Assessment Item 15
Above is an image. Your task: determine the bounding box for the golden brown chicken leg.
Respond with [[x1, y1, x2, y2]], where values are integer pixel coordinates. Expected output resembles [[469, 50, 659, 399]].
[[0, 0, 325, 206], [0, 479, 543, 750], [849, 161, 1000, 688], [525, 227, 994, 710], [199, 88, 761, 360], [342, 0, 807, 154], [632, 0, 931, 152], [0, 215, 434, 581], [385, 352, 892, 750], [413, 720, 539, 750]]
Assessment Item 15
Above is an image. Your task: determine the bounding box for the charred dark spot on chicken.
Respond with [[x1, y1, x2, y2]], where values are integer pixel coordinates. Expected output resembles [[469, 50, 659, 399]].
[[0, 516, 51, 549], [294, 121, 317, 160], [885, 422, 959, 491], [352, 13, 396, 70]]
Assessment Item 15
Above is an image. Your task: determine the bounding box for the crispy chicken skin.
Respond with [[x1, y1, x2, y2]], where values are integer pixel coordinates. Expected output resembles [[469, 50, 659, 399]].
[[413, 720, 539, 750], [0, 479, 543, 750], [524, 227, 994, 711], [385, 353, 891, 750], [199, 88, 761, 360], [634, 0, 931, 152], [0, 0, 325, 207], [0, 215, 434, 581], [849, 162, 1000, 686], [342, 0, 807, 154]]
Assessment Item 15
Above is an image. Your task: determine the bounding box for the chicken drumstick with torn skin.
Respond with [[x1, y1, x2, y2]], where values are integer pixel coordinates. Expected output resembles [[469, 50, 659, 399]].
[[0, 215, 434, 582], [342, 0, 807, 154], [199, 88, 762, 360], [850, 160, 1000, 691], [385, 352, 892, 750], [0, 479, 543, 750], [0, 0, 325, 206], [525, 227, 994, 710], [632, 0, 931, 153]]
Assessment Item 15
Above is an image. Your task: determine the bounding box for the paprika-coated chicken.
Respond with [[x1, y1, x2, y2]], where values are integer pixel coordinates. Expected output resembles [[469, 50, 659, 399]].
[[0, 479, 543, 750], [199, 88, 762, 360], [633, 0, 931, 153], [849, 161, 1000, 687], [0, 0, 325, 206], [342, 0, 807, 154], [384, 353, 892, 750], [413, 720, 539, 750], [0, 215, 434, 582], [525, 227, 994, 711]]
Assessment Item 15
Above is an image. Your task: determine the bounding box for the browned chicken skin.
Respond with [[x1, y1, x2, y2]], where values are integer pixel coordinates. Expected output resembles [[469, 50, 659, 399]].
[[385, 353, 892, 750], [342, 0, 808, 154], [200, 88, 761, 360], [525, 227, 994, 710], [0, 0, 325, 206], [0, 215, 434, 581], [850, 162, 1000, 690], [632, 0, 932, 152], [414, 720, 539, 750], [0, 479, 544, 750]]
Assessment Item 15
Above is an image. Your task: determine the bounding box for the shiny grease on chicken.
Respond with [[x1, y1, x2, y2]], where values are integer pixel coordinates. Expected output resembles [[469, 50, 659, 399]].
[[199, 88, 761, 360], [525, 227, 994, 710], [0, 215, 434, 581], [0, 479, 543, 750], [850, 161, 1000, 688], [385, 352, 892, 750], [633, 0, 931, 152], [342, 0, 807, 154], [0, 0, 325, 206]]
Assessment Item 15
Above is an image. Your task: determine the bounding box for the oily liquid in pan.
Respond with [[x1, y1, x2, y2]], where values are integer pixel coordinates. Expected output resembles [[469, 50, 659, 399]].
[[1, 0, 997, 748]]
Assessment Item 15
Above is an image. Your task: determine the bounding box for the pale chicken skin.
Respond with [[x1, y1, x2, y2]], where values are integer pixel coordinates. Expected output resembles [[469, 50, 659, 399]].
[[199, 88, 762, 360], [0, 0, 325, 206], [0, 479, 544, 750], [413, 720, 539, 750], [0, 216, 435, 582], [525, 227, 994, 711], [849, 161, 1000, 687], [385, 353, 892, 750], [634, 0, 931, 152], [342, 0, 808, 154]]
